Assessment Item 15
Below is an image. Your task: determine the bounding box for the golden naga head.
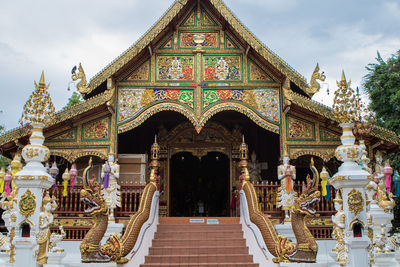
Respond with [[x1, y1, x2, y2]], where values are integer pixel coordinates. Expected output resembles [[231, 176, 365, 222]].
[[80, 157, 107, 216], [293, 158, 321, 216]]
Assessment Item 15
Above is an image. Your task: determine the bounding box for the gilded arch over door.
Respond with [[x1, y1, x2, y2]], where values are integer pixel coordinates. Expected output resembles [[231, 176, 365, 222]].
[[117, 87, 280, 134]]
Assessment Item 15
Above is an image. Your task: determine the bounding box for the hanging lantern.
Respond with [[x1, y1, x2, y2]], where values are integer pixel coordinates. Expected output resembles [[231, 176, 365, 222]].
[[103, 161, 111, 189], [382, 160, 393, 194], [0, 167, 5, 194], [4, 170, 12, 197], [320, 166, 330, 200], [62, 168, 70, 197], [69, 164, 78, 194], [49, 162, 59, 193]]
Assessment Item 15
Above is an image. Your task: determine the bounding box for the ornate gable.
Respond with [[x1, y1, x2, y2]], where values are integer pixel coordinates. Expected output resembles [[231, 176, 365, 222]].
[[86, 0, 309, 95]]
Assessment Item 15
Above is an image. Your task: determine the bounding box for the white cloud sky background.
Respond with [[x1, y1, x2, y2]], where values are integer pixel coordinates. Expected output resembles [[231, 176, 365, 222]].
[[0, 0, 399, 130]]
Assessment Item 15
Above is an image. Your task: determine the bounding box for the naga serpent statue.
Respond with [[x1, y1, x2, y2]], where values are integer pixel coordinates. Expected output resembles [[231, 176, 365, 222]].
[[307, 63, 326, 97], [79, 157, 110, 263], [100, 138, 160, 263], [71, 63, 90, 95], [79, 138, 160, 263], [239, 139, 320, 263]]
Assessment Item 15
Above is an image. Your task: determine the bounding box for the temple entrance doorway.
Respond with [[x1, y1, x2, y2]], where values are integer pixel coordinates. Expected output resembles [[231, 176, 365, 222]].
[[170, 151, 230, 217]]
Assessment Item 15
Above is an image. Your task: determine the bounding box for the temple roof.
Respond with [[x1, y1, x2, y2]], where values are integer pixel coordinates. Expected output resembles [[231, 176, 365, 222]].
[[0, 89, 113, 149], [86, 0, 309, 95]]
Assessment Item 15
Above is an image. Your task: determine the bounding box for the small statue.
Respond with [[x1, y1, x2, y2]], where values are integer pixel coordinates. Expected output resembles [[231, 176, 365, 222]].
[[248, 151, 262, 183], [377, 182, 395, 212], [374, 151, 385, 181], [386, 233, 400, 252], [331, 190, 348, 264], [277, 152, 296, 221], [307, 63, 326, 97], [101, 151, 121, 221], [1, 186, 18, 263], [36, 192, 54, 264], [48, 226, 66, 253]]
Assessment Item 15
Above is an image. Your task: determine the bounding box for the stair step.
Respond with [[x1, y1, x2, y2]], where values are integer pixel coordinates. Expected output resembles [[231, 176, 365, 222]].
[[141, 263, 258, 267], [149, 246, 249, 255], [157, 224, 242, 231], [154, 231, 244, 239], [159, 217, 240, 225], [144, 254, 254, 264], [152, 238, 246, 247]]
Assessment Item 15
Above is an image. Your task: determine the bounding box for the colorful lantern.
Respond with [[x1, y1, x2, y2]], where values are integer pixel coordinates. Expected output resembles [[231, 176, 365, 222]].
[[320, 166, 330, 200], [0, 167, 5, 194], [4, 170, 12, 197], [393, 170, 400, 197], [382, 160, 393, 194], [69, 164, 77, 194], [49, 162, 59, 193], [103, 161, 111, 189], [62, 168, 70, 197]]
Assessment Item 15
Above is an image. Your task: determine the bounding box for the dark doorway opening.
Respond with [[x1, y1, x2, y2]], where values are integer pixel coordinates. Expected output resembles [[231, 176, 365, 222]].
[[170, 151, 230, 217]]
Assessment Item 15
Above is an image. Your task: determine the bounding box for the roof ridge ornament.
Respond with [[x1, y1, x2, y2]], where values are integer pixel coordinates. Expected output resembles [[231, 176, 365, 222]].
[[71, 63, 90, 96], [307, 63, 326, 97], [20, 71, 55, 126]]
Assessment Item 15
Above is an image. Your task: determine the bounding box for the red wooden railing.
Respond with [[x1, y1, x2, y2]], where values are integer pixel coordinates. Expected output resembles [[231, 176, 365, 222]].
[[51, 184, 146, 218], [51, 182, 334, 240]]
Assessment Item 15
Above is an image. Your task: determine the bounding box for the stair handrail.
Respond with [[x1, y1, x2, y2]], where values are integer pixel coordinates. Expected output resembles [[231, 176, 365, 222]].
[[100, 137, 161, 264]]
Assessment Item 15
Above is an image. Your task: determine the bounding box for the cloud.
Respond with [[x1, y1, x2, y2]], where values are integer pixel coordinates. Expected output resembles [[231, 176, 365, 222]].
[[0, 0, 399, 130]]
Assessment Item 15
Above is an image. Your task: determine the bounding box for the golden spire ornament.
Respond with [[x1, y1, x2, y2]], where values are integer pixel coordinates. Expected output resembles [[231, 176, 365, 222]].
[[20, 71, 55, 126], [332, 71, 357, 124]]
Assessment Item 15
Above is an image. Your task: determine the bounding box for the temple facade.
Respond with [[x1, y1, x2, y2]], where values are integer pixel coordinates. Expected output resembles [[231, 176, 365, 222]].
[[0, 0, 399, 239]]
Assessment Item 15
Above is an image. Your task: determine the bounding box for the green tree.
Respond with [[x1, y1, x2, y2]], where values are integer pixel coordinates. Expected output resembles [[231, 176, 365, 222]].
[[364, 50, 400, 170], [364, 50, 400, 233], [64, 92, 83, 108]]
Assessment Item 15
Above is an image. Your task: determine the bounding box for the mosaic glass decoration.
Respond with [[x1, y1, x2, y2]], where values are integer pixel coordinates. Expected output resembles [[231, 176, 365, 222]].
[[179, 32, 219, 49], [118, 88, 194, 122], [203, 55, 242, 82], [225, 34, 239, 50], [82, 116, 110, 141], [320, 127, 341, 141], [156, 55, 195, 81], [248, 61, 273, 82], [159, 37, 173, 50], [127, 60, 150, 81], [47, 128, 76, 142], [287, 116, 314, 140], [180, 8, 196, 27], [202, 88, 279, 123], [201, 8, 218, 26]]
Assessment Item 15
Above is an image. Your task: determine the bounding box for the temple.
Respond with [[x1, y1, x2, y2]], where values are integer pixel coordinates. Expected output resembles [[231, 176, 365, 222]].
[[0, 0, 399, 266]]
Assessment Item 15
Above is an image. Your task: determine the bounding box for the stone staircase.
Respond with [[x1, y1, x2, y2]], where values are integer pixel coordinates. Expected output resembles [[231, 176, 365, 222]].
[[141, 217, 258, 267]]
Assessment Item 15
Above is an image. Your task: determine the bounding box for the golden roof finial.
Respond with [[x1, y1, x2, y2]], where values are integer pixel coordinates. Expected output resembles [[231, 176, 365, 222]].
[[332, 70, 357, 124], [20, 71, 55, 125]]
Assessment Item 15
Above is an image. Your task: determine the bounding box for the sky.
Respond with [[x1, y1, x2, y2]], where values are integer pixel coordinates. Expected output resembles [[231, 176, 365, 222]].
[[0, 0, 399, 130]]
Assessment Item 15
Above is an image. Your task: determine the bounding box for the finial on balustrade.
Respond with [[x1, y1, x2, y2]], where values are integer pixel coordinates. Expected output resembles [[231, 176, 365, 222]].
[[149, 136, 161, 184]]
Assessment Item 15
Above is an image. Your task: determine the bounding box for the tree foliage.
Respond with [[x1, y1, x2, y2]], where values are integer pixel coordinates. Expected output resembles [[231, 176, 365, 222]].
[[364, 50, 400, 232], [364, 50, 400, 134], [364, 50, 400, 170], [65, 92, 83, 108]]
